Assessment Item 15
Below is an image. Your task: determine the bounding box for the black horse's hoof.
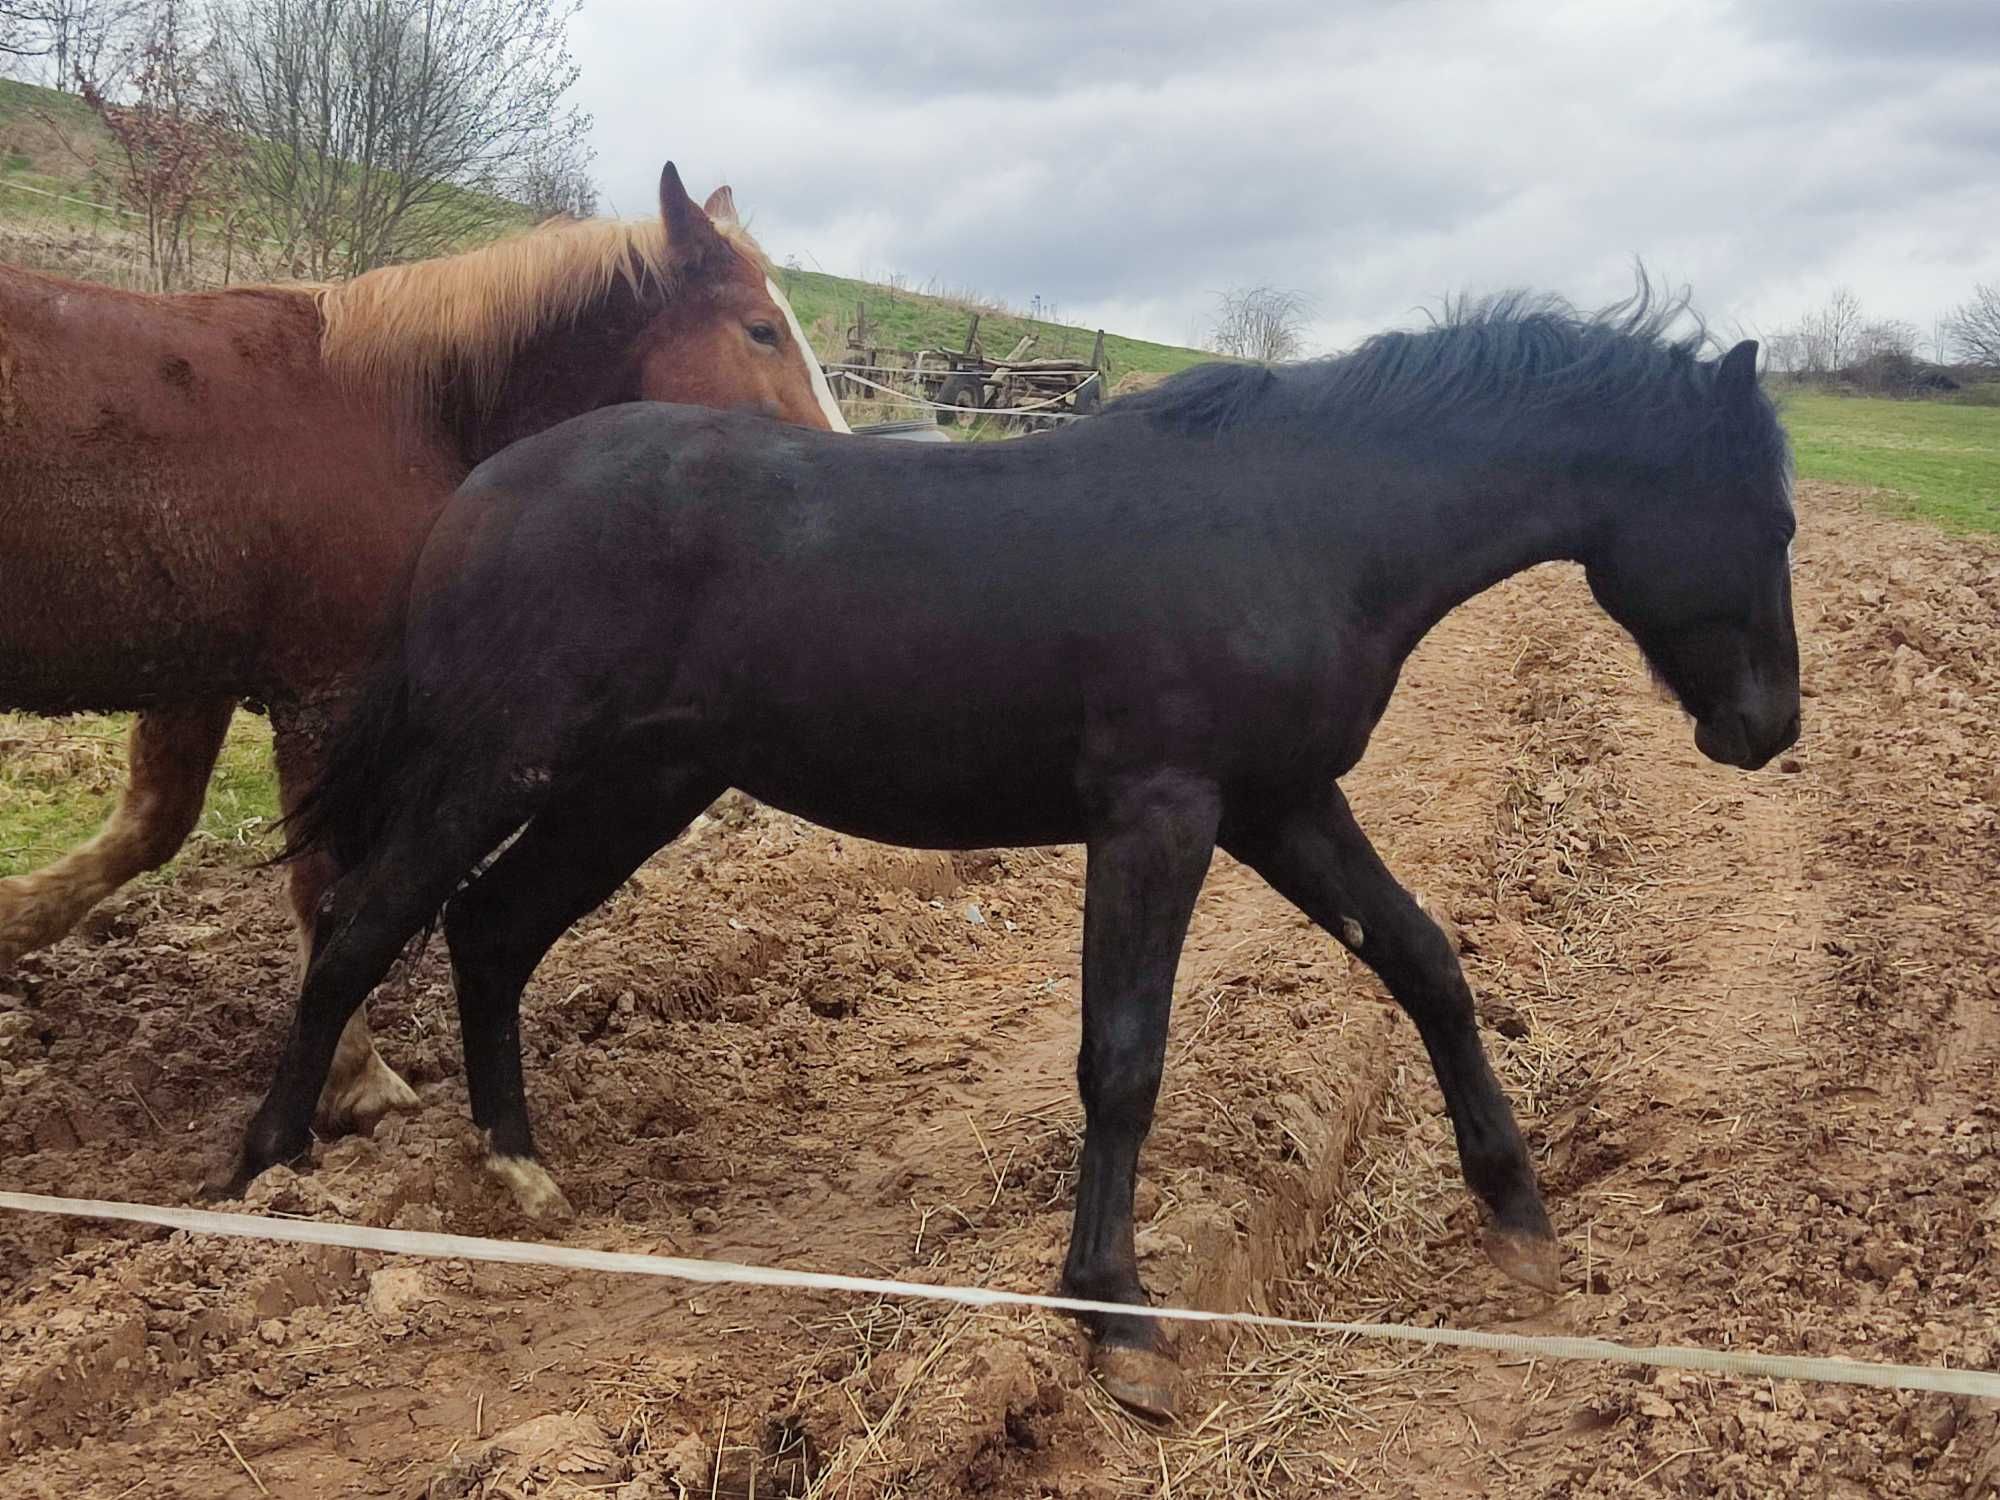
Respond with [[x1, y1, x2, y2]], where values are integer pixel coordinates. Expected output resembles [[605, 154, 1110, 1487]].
[[1485, 1223, 1562, 1294], [201, 1126, 312, 1205], [1092, 1343, 1180, 1422], [196, 1166, 255, 1204]]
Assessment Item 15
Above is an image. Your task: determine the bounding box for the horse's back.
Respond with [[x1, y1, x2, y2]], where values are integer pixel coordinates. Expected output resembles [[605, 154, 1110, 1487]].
[[427, 404, 1327, 847]]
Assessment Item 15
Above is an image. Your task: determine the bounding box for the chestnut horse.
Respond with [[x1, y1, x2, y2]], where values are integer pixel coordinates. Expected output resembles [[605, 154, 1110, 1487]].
[[0, 162, 847, 1131]]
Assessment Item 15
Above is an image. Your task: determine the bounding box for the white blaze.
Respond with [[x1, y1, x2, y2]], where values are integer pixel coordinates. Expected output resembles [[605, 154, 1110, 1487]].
[[767, 276, 851, 433]]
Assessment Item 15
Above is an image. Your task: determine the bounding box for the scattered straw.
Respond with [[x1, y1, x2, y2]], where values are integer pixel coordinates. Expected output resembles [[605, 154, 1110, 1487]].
[[216, 1429, 271, 1496]]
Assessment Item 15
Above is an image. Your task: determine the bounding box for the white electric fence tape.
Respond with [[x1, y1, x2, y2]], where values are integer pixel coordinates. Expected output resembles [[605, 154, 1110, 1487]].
[[5, 1191, 1995, 1401]]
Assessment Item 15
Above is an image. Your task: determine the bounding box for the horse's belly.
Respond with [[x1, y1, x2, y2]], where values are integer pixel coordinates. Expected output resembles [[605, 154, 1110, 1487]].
[[0, 596, 264, 713], [725, 718, 1086, 851], [0, 441, 434, 712], [0, 636, 258, 713], [751, 783, 1086, 851], [0, 524, 265, 711]]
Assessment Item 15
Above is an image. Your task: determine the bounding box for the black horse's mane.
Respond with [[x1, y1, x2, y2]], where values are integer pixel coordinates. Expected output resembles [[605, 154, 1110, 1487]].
[[1113, 276, 1770, 459]]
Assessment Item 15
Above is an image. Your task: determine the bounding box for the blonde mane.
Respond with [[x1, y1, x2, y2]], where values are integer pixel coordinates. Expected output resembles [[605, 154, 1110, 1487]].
[[315, 215, 770, 417]]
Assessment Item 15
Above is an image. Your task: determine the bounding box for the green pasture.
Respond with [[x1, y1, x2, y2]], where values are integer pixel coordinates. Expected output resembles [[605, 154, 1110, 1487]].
[[1781, 389, 2000, 533]]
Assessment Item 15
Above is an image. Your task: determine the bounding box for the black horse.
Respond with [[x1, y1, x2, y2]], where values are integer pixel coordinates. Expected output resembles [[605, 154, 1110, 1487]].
[[220, 286, 1799, 1419]]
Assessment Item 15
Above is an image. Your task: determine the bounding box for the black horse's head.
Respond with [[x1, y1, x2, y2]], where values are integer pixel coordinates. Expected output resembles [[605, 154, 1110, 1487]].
[[1584, 338, 1801, 770]]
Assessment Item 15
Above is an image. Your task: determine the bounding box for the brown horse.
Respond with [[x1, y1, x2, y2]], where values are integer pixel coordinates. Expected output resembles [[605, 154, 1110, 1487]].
[[0, 162, 846, 1134]]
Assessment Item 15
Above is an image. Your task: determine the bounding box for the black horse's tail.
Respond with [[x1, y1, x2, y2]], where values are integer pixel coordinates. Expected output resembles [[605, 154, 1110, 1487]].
[[274, 590, 428, 875], [274, 541, 568, 896], [272, 481, 592, 896]]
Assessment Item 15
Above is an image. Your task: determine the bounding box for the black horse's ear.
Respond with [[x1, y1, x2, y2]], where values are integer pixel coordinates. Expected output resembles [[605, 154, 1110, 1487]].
[[1716, 339, 1759, 406], [659, 162, 724, 270]]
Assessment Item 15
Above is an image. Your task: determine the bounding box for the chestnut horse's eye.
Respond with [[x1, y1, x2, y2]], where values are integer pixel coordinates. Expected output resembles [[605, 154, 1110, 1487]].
[[748, 322, 781, 347]]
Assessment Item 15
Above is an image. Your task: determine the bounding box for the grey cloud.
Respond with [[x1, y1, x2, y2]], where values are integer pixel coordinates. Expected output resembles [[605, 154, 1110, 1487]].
[[1740, 0, 2000, 62], [747, 2, 1327, 100], [571, 1, 2000, 355]]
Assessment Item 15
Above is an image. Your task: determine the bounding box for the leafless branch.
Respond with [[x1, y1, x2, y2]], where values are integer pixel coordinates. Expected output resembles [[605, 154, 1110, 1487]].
[[207, 0, 593, 277], [1207, 285, 1314, 363]]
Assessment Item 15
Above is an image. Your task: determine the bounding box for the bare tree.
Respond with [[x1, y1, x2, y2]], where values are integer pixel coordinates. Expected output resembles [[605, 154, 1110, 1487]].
[[209, 0, 593, 278], [1761, 329, 1803, 377], [1207, 285, 1314, 363], [81, 0, 239, 288], [1943, 284, 2000, 369], [510, 130, 596, 221], [1775, 287, 1866, 376], [1925, 316, 1952, 366], [1793, 286, 1863, 374], [1, 0, 142, 87], [1854, 318, 1919, 362]]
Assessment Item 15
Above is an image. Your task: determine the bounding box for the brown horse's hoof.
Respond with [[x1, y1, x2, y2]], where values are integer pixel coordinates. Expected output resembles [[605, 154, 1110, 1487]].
[[1092, 1343, 1180, 1422], [1485, 1223, 1562, 1294], [315, 1052, 421, 1138]]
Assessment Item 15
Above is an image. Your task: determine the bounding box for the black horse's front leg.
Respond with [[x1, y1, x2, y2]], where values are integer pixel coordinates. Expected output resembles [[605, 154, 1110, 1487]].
[[1224, 784, 1560, 1292], [1064, 771, 1220, 1421]]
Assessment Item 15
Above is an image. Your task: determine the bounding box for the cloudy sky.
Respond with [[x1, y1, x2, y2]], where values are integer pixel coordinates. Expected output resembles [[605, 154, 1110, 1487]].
[[568, 0, 1999, 357]]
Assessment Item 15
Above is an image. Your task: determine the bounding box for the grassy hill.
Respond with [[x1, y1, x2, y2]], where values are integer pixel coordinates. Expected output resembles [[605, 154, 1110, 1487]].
[[0, 75, 116, 234], [6, 76, 1213, 384], [1, 73, 535, 282]]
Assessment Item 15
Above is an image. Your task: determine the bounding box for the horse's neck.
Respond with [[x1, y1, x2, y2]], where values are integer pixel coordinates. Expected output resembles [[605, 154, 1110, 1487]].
[[443, 298, 648, 467], [1338, 442, 1600, 660]]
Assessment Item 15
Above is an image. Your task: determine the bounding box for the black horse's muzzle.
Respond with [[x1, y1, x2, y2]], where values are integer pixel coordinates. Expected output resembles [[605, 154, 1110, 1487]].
[[1694, 701, 1801, 771]]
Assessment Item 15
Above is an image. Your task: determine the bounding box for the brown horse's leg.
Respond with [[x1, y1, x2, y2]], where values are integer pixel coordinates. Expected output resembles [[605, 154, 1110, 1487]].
[[270, 715, 419, 1135], [0, 700, 235, 970]]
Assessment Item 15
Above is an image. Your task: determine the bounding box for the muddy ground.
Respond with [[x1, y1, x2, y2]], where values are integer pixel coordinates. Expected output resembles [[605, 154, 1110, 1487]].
[[1, 482, 1996, 1498]]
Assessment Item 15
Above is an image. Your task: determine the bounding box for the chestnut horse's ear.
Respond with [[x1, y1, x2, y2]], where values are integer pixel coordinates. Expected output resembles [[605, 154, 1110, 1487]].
[[1716, 339, 1759, 407], [659, 162, 726, 272], [702, 185, 739, 230]]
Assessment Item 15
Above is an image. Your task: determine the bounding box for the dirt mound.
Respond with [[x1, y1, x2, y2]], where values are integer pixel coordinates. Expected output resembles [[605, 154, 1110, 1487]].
[[1, 482, 1996, 1496]]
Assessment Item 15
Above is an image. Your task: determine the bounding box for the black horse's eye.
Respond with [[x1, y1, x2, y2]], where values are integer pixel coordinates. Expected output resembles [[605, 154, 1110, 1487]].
[[749, 322, 781, 347]]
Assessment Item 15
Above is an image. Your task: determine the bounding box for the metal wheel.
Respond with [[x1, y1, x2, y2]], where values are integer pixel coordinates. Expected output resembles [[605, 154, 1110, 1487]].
[[935, 373, 985, 426]]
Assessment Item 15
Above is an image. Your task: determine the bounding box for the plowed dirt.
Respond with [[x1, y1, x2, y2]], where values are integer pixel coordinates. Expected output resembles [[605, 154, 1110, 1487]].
[[2, 482, 1996, 1497]]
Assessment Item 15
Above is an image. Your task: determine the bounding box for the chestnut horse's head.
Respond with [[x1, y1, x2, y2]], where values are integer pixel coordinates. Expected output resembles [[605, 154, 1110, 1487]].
[[642, 164, 849, 433], [315, 162, 848, 459]]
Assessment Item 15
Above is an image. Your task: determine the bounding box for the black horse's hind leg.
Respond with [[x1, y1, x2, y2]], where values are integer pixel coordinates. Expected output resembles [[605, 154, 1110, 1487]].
[[1063, 772, 1220, 1421], [1224, 786, 1559, 1292], [443, 762, 724, 1217], [210, 802, 525, 1200]]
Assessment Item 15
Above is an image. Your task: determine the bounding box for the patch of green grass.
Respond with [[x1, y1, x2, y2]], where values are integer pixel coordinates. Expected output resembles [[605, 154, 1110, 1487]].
[[0, 75, 96, 130], [777, 268, 1212, 388], [0, 712, 280, 881], [1780, 391, 2000, 533]]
